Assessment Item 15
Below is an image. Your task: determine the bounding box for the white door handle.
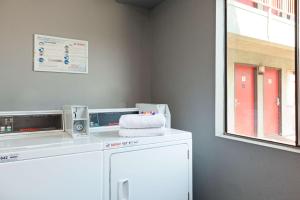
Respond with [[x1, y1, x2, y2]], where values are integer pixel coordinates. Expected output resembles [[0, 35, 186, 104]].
[[118, 179, 129, 200]]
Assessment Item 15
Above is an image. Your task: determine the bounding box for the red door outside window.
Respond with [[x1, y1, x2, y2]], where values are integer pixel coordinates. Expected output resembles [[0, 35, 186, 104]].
[[263, 67, 281, 135], [234, 64, 256, 137]]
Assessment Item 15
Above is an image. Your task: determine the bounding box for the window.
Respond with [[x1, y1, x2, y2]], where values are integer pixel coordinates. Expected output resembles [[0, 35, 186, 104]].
[[224, 0, 298, 146]]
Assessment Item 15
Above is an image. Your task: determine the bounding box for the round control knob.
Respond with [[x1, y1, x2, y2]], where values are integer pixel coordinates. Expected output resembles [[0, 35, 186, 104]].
[[74, 121, 84, 132]]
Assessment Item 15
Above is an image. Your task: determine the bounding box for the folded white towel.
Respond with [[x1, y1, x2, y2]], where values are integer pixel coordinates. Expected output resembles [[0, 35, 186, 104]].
[[119, 114, 166, 129], [119, 128, 165, 137]]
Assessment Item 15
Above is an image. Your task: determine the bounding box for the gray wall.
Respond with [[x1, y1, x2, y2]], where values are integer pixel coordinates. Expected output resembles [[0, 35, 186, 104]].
[[150, 0, 300, 200], [0, 0, 151, 111]]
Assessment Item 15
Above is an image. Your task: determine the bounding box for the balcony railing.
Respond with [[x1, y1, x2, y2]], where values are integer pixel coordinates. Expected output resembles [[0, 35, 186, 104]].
[[236, 0, 295, 19]]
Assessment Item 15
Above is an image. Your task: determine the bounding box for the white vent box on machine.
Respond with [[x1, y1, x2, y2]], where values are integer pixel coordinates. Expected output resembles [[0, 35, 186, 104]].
[[63, 105, 89, 137]]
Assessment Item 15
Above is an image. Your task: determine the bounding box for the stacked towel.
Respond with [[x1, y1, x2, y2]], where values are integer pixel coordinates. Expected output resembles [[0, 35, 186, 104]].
[[119, 114, 166, 137], [119, 114, 166, 129]]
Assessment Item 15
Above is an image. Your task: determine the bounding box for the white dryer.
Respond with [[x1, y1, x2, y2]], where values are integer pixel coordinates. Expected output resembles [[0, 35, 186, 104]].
[[93, 128, 193, 200]]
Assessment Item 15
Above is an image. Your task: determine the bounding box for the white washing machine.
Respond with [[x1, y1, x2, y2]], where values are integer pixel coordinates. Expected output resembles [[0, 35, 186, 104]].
[[0, 131, 104, 200], [93, 128, 193, 200]]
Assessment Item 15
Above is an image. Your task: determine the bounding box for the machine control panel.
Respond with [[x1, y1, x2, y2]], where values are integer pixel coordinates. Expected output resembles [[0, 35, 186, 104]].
[[89, 110, 138, 128], [0, 113, 63, 135]]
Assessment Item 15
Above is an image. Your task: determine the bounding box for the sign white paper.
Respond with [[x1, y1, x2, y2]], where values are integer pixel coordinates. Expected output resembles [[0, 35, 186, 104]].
[[34, 34, 88, 74]]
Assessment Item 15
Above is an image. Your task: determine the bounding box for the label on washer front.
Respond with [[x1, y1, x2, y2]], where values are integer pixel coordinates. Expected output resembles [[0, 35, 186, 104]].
[[0, 154, 19, 163], [105, 140, 139, 149]]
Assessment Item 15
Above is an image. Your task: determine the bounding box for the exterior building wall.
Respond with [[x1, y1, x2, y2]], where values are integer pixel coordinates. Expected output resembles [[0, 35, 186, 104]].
[[227, 0, 295, 48], [227, 46, 295, 138]]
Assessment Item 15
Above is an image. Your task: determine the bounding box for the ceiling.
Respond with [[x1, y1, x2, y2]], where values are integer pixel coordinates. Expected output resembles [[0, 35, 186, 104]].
[[116, 0, 165, 9]]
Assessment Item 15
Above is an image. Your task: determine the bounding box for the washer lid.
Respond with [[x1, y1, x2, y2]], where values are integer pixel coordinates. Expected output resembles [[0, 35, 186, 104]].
[[0, 132, 104, 162]]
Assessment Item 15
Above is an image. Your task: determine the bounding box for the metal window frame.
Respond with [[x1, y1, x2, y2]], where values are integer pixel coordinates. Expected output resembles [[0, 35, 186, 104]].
[[296, 0, 300, 146]]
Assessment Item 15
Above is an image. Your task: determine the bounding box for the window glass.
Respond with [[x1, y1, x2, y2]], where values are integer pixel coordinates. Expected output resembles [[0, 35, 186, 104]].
[[226, 0, 296, 145]]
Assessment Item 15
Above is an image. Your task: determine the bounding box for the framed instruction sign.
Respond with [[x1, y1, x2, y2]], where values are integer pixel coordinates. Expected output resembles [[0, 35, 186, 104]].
[[34, 34, 88, 74]]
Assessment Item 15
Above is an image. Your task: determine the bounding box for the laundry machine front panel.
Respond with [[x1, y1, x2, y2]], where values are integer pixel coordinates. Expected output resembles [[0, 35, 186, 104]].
[[0, 151, 103, 200], [110, 144, 189, 200]]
